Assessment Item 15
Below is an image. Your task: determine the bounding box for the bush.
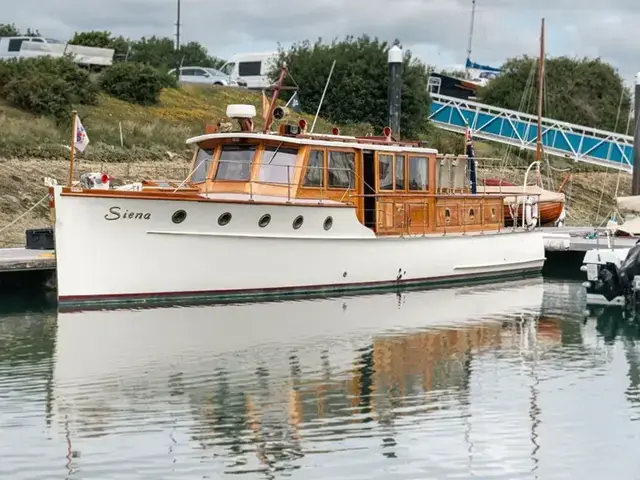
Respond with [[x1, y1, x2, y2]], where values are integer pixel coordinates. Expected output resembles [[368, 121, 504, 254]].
[[0, 56, 98, 120], [100, 62, 168, 105], [4, 75, 72, 119], [158, 69, 179, 89]]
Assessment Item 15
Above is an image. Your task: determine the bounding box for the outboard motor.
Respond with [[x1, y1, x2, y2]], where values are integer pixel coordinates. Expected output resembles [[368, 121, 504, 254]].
[[617, 241, 640, 293], [593, 240, 640, 306], [593, 262, 624, 302]]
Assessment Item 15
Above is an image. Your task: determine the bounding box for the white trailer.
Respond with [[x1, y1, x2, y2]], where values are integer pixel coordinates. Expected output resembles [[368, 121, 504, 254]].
[[0, 36, 114, 68]]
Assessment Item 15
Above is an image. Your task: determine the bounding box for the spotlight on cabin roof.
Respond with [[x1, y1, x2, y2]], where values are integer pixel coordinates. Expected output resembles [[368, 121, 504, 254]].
[[226, 104, 256, 119]]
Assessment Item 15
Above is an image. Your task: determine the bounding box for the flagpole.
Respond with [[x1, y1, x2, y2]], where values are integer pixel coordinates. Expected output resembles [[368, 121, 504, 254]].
[[68, 110, 77, 187]]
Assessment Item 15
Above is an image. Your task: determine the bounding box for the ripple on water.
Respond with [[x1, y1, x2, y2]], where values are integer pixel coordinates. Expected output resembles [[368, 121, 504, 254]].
[[1, 280, 640, 479]]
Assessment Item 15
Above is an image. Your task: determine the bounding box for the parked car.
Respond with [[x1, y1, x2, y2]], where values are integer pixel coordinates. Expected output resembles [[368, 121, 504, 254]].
[[168, 66, 247, 88]]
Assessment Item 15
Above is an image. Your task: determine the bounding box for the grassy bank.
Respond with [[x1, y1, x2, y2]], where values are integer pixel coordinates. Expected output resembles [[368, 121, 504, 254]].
[[0, 84, 373, 163], [0, 85, 631, 247]]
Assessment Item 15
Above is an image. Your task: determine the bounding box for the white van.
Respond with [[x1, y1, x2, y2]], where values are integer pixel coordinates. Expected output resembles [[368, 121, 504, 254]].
[[220, 52, 278, 90]]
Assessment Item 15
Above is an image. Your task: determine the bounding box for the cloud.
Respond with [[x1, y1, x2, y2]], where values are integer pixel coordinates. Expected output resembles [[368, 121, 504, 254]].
[[5, 0, 640, 78]]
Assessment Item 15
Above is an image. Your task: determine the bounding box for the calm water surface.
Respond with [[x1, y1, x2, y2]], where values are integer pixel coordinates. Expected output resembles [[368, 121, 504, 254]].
[[1, 279, 640, 479]]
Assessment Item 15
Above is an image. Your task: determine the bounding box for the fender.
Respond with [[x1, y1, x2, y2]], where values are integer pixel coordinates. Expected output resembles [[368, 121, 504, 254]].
[[554, 206, 566, 227], [524, 196, 539, 228]]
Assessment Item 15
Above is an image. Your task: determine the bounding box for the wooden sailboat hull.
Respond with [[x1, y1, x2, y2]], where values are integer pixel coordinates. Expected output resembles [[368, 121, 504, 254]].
[[503, 201, 564, 227]]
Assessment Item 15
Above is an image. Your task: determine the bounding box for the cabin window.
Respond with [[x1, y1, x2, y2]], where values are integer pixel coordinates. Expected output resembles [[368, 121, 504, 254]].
[[215, 144, 255, 181], [257, 146, 299, 184], [378, 154, 393, 190], [303, 150, 324, 187], [328, 151, 355, 189], [395, 155, 406, 190], [408, 156, 428, 190], [191, 147, 214, 183]]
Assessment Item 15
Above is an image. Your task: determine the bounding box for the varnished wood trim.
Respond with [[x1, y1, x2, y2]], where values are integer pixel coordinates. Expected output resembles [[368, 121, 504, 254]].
[[59, 188, 354, 208]]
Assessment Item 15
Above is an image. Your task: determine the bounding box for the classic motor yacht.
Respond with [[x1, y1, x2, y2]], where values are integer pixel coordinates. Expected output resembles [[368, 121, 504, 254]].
[[48, 67, 546, 309]]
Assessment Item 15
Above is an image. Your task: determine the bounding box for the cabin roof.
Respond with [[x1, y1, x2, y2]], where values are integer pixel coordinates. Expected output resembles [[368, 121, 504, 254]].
[[186, 132, 439, 154]]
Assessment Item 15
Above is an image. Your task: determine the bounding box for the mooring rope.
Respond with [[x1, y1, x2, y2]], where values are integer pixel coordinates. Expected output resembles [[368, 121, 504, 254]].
[[0, 194, 48, 236]]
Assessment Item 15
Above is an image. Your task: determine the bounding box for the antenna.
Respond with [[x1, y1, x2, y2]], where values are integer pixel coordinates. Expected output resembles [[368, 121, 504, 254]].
[[310, 60, 336, 134], [465, 0, 476, 79]]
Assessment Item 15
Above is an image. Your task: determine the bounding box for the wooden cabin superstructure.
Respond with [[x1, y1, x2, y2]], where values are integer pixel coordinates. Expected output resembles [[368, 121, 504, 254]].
[[177, 122, 508, 237]]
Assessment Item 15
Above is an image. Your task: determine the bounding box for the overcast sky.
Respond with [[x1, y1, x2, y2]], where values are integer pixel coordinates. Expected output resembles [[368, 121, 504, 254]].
[[6, 0, 640, 81]]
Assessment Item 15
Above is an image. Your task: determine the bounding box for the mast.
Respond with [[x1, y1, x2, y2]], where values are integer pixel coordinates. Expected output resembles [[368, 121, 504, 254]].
[[465, 0, 477, 79], [536, 18, 545, 162], [263, 64, 288, 133]]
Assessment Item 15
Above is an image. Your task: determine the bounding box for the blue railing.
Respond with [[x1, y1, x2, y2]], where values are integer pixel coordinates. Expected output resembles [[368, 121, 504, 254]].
[[429, 93, 634, 172]]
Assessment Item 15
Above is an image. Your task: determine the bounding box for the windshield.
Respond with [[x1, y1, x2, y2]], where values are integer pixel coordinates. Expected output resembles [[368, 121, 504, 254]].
[[215, 144, 255, 181], [220, 63, 234, 75], [257, 146, 299, 184], [205, 68, 226, 77], [45, 38, 62, 44]]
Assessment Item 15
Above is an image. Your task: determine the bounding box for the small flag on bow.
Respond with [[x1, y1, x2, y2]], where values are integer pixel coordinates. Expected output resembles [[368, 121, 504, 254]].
[[74, 115, 90, 152]]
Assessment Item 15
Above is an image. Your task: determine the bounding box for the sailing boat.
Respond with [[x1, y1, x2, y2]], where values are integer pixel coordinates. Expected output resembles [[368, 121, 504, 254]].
[[476, 18, 567, 227]]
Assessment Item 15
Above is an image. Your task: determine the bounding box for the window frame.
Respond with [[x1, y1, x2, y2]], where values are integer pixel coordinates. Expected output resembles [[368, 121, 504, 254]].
[[394, 154, 407, 191], [408, 155, 429, 191], [256, 144, 300, 185], [375, 152, 407, 192], [189, 146, 216, 183], [327, 148, 356, 190], [210, 142, 259, 182], [301, 148, 326, 188], [300, 147, 356, 191]]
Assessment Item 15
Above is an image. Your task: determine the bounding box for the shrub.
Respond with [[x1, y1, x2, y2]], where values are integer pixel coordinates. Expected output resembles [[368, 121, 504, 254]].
[[100, 62, 167, 105], [4, 74, 72, 119], [0, 56, 98, 120], [158, 70, 179, 89]]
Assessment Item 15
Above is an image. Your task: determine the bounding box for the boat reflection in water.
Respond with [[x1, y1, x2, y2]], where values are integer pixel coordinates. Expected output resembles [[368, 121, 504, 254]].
[[52, 278, 559, 475]]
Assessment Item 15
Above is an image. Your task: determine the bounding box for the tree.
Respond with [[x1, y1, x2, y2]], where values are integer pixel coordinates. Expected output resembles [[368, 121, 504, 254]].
[[479, 55, 631, 133], [69, 30, 113, 48], [272, 35, 431, 140], [69, 31, 226, 72], [175, 42, 225, 70], [0, 23, 39, 37], [0, 23, 19, 36]]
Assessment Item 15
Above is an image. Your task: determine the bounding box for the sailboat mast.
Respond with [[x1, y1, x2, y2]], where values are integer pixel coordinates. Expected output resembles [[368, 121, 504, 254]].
[[536, 18, 545, 162], [465, 0, 477, 79]]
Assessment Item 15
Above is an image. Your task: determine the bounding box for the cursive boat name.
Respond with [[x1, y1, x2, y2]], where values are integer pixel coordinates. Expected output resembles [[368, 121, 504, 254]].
[[104, 206, 151, 221]]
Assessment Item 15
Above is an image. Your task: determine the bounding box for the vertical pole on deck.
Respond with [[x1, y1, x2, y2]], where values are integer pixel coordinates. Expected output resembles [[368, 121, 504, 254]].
[[67, 110, 77, 187], [632, 73, 640, 195], [387, 45, 403, 138]]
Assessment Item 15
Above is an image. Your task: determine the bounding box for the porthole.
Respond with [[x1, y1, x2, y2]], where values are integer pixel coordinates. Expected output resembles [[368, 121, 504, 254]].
[[292, 215, 304, 230], [323, 216, 333, 231], [218, 212, 232, 226], [258, 214, 271, 228], [172, 210, 187, 224]]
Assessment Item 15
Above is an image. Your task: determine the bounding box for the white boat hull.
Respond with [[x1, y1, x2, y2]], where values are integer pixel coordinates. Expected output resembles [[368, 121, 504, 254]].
[[52, 187, 546, 308]]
